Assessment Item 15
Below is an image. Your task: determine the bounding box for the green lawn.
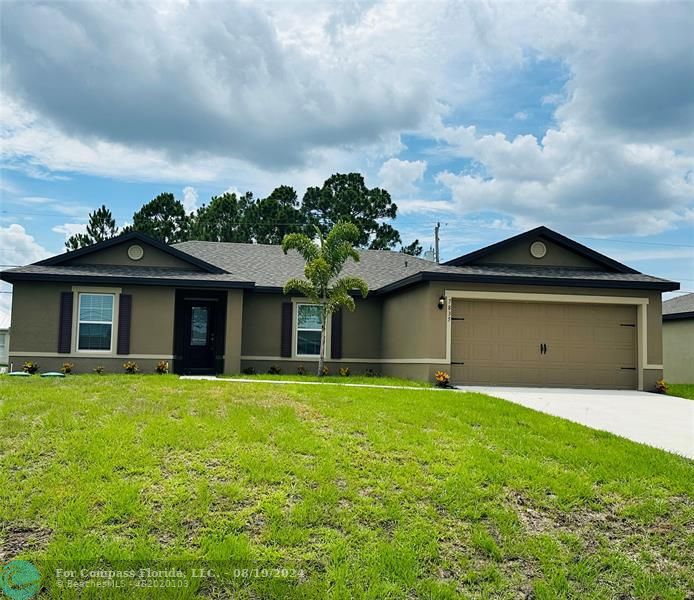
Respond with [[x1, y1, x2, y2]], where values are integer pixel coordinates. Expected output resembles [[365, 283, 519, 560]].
[[1, 376, 692, 599], [226, 373, 432, 387], [668, 383, 694, 400]]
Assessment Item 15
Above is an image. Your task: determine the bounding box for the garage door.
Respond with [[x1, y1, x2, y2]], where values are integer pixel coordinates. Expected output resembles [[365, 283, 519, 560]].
[[450, 299, 637, 389]]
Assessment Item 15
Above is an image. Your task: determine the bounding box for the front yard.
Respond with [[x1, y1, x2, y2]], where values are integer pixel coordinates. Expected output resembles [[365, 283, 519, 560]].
[[1, 376, 692, 598], [668, 383, 694, 400]]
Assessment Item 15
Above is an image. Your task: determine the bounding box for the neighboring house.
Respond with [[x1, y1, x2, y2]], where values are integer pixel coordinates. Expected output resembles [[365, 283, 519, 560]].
[[0, 314, 9, 367], [0, 226, 679, 390], [662, 293, 694, 383]]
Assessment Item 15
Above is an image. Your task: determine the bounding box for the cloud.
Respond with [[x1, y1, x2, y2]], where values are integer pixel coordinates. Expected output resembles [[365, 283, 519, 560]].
[[378, 159, 427, 196], [182, 186, 199, 213], [19, 196, 90, 217], [0, 224, 51, 266], [0, 224, 53, 322], [0, 0, 692, 243], [432, 2, 694, 237], [0, 1, 434, 170], [52, 222, 87, 242], [395, 199, 454, 214], [557, 2, 694, 145]]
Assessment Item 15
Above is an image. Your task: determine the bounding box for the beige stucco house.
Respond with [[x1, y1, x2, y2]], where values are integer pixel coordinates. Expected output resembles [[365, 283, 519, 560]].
[[662, 293, 694, 383], [0, 226, 678, 390]]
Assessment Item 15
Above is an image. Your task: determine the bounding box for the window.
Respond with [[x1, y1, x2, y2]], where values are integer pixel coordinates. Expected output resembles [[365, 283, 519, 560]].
[[78, 293, 114, 351], [0, 333, 5, 351], [190, 306, 209, 346], [296, 304, 323, 356]]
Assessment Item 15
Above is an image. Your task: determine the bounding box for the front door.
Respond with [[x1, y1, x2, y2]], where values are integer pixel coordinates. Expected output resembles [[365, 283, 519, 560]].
[[183, 300, 217, 373], [174, 291, 227, 375]]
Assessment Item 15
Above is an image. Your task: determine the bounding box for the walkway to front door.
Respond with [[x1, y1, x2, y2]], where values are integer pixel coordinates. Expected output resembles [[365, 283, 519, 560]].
[[457, 386, 694, 458]]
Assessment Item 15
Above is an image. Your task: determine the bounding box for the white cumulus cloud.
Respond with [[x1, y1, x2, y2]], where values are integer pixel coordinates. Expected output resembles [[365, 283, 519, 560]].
[[378, 158, 427, 196]]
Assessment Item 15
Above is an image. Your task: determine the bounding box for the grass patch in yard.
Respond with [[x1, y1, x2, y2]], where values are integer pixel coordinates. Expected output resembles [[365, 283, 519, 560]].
[[667, 383, 694, 400], [1, 374, 692, 599], [225, 373, 431, 387]]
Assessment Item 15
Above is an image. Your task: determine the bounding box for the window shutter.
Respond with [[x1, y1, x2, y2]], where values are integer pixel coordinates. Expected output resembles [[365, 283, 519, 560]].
[[57, 292, 74, 353], [280, 302, 293, 358], [117, 294, 132, 355], [330, 309, 343, 359]]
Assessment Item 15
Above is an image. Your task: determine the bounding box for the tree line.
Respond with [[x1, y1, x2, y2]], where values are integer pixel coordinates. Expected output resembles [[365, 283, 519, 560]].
[[66, 173, 423, 255]]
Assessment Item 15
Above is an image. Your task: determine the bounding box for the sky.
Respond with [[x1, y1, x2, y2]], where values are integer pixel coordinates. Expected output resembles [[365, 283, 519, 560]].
[[1, 0, 693, 322]]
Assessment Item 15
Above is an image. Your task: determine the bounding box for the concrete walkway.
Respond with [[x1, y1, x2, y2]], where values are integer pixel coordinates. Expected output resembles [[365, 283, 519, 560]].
[[457, 386, 694, 459]]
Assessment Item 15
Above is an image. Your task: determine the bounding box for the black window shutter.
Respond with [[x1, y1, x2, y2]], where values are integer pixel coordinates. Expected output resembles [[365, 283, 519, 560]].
[[331, 309, 343, 359], [280, 302, 293, 357], [57, 292, 74, 353], [117, 294, 132, 355]]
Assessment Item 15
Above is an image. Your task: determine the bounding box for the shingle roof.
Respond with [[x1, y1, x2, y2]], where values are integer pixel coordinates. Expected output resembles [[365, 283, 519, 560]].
[[173, 241, 440, 290], [0, 235, 679, 293], [663, 293, 694, 317], [0, 264, 253, 287], [173, 241, 677, 292]]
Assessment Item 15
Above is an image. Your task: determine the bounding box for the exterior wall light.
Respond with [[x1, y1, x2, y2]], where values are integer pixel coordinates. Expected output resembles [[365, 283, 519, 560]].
[[438, 295, 446, 310]]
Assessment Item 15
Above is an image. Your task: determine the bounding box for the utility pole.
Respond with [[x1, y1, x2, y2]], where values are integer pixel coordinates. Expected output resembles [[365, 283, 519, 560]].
[[434, 222, 440, 263]]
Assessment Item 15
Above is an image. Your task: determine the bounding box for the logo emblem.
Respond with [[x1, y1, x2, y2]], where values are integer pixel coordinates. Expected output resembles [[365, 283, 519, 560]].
[[1, 560, 41, 600]]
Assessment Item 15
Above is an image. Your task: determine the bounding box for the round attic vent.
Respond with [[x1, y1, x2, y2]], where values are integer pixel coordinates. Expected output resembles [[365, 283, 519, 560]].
[[127, 244, 144, 261], [529, 240, 547, 259]]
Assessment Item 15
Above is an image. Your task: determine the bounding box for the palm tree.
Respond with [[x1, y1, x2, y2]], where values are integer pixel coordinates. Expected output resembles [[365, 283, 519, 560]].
[[282, 222, 368, 376]]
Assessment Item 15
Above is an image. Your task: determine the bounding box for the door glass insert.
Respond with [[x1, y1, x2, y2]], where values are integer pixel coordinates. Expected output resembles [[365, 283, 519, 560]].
[[190, 306, 209, 346]]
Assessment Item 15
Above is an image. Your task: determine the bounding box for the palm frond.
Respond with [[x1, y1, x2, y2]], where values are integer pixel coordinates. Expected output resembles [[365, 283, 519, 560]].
[[327, 291, 356, 313], [333, 275, 369, 299], [283, 278, 319, 301], [281, 233, 319, 262]]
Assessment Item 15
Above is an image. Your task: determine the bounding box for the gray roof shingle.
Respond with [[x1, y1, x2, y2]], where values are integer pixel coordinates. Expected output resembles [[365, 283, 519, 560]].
[[663, 293, 694, 316], [0, 239, 679, 293], [173, 241, 676, 292]]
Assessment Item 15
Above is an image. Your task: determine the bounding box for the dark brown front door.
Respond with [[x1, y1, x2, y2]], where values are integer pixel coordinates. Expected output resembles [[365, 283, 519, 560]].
[[183, 300, 216, 373], [174, 291, 227, 375]]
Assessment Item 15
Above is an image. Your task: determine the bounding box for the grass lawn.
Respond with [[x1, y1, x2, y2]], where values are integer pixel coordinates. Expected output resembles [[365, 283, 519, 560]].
[[1, 376, 692, 599], [225, 374, 431, 387], [667, 383, 694, 400]]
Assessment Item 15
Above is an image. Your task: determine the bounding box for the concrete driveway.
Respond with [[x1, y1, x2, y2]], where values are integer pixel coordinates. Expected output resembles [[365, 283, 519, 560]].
[[456, 386, 694, 459]]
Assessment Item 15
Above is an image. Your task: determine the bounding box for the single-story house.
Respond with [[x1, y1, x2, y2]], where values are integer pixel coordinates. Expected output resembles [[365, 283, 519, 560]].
[[0, 226, 679, 390], [662, 293, 694, 383], [0, 313, 9, 367]]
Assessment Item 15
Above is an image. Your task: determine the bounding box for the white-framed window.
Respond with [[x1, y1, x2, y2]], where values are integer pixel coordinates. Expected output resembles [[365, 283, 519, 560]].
[[77, 293, 115, 351], [0, 333, 6, 351], [295, 303, 323, 356]]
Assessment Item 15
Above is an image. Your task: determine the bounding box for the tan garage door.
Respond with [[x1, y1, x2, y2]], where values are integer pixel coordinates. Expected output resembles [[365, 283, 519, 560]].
[[450, 299, 637, 389]]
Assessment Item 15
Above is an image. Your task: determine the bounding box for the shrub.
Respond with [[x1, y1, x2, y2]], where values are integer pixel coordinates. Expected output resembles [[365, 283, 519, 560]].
[[339, 367, 350, 377], [155, 360, 169, 374], [655, 379, 668, 394], [123, 361, 139, 374], [60, 362, 74, 375], [22, 361, 39, 374], [364, 368, 379, 378], [268, 365, 282, 375], [434, 370, 451, 388], [297, 365, 306, 375], [241, 366, 256, 375], [321, 366, 329, 376], [93, 366, 104, 374]]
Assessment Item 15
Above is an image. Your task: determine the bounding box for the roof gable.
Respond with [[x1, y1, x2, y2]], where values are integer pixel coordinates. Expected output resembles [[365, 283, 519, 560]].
[[444, 226, 639, 274], [35, 232, 226, 274]]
